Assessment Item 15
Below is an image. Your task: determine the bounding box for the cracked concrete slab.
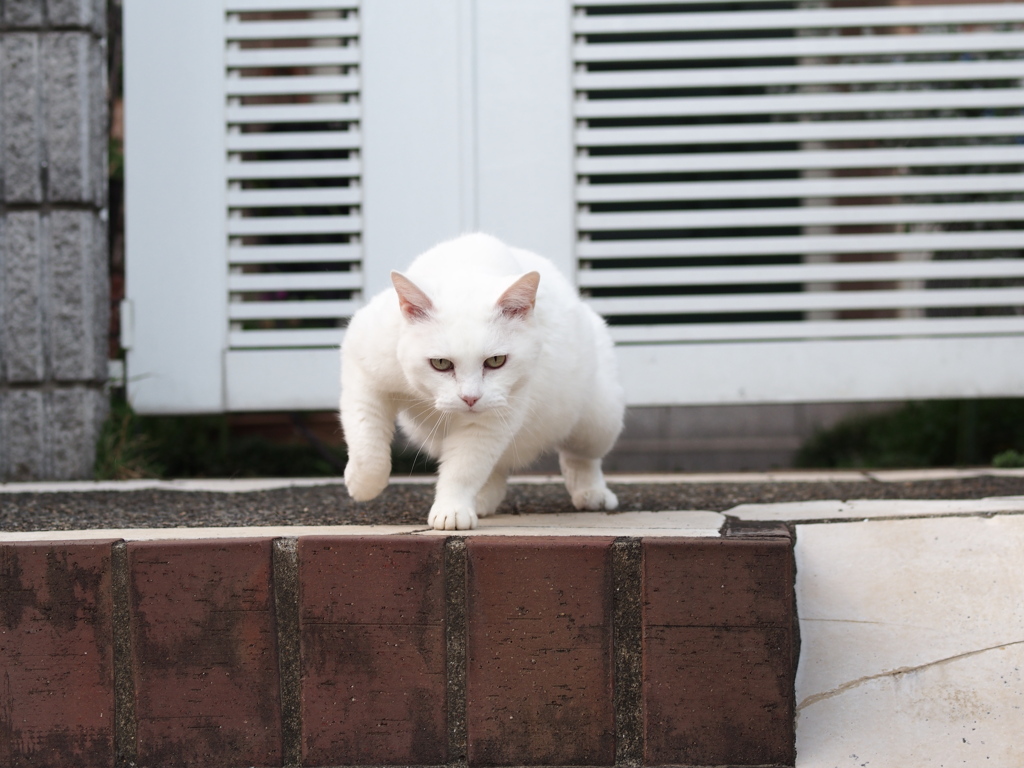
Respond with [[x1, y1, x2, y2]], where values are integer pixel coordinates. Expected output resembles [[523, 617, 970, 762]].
[[795, 514, 1024, 766]]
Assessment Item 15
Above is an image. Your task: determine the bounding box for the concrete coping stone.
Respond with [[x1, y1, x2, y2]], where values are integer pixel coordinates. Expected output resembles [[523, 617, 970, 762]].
[[0, 510, 727, 542]]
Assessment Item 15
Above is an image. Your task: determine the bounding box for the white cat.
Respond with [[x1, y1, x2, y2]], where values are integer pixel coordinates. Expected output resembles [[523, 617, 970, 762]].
[[340, 233, 624, 530]]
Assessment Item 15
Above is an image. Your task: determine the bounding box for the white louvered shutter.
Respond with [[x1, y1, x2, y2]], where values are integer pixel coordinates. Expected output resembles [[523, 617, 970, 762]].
[[126, 0, 361, 412], [573, 0, 1024, 404]]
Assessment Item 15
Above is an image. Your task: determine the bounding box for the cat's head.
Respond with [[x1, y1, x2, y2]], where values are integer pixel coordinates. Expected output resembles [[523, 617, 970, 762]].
[[391, 270, 542, 415]]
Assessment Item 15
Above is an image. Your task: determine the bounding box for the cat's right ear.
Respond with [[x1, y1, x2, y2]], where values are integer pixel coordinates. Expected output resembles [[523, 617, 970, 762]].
[[391, 271, 434, 322]]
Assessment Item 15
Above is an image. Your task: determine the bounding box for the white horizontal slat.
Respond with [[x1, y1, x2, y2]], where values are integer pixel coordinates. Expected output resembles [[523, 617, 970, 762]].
[[229, 328, 344, 348], [227, 102, 360, 125], [573, 3, 1024, 35], [226, 158, 360, 179], [575, 60, 1024, 91], [576, 116, 1024, 148], [227, 214, 362, 236], [228, 271, 362, 292], [226, 0, 358, 10], [578, 201, 1024, 231], [226, 45, 359, 69], [587, 286, 1024, 317], [576, 145, 1024, 175], [229, 300, 359, 320], [577, 231, 1023, 259], [618, 336, 1024, 405], [228, 243, 363, 264], [227, 186, 361, 208], [575, 88, 1024, 120], [225, 348, 341, 411], [226, 130, 361, 152], [608, 315, 1024, 344], [577, 173, 1024, 204], [573, 32, 1024, 64], [226, 74, 360, 97], [578, 258, 1024, 290], [225, 18, 358, 40]]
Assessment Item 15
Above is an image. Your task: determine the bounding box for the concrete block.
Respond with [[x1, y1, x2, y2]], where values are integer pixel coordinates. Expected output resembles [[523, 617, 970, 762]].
[[466, 537, 616, 766], [42, 33, 106, 204], [0, 388, 45, 481], [3, 0, 43, 27], [0, 540, 116, 768], [128, 539, 283, 768], [45, 385, 107, 480], [47, 0, 100, 29], [299, 536, 448, 766], [2, 211, 45, 382], [47, 210, 108, 382], [1, 33, 44, 203]]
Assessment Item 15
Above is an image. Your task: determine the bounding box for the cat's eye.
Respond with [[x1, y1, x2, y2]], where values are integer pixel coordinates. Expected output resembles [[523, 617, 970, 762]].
[[484, 355, 507, 370], [430, 358, 454, 372]]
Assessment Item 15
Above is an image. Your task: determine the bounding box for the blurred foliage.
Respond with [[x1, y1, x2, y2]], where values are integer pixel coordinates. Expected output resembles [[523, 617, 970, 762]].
[[94, 393, 435, 479], [796, 399, 1024, 469], [993, 449, 1024, 469]]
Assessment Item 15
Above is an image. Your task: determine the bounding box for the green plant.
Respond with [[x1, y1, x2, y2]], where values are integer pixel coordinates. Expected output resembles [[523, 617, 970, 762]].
[[993, 449, 1024, 469], [94, 395, 162, 479], [95, 395, 436, 479]]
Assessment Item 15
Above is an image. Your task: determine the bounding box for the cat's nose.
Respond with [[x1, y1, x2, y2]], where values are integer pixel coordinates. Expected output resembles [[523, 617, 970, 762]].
[[461, 395, 480, 408]]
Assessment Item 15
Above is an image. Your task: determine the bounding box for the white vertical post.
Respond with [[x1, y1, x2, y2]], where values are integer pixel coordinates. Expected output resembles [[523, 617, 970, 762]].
[[123, 0, 227, 413], [360, 0, 466, 296], [475, 0, 575, 275]]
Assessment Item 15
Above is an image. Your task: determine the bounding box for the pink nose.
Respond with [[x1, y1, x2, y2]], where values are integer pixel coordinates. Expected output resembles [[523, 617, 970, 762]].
[[462, 395, 479, 408]]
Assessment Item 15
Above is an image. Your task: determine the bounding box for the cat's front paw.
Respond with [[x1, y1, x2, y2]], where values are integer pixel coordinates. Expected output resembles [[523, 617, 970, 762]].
[[571, 486, 619, 511], [428, 503, 478, 531], [344, 458, 391, 501]]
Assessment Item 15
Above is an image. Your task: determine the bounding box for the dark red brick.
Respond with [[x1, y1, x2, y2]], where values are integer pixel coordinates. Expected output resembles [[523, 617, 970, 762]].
[[298, 536, 447, 766], [0, 540, 115, 768], [643, 536, 795, 767], [466, 537, 615, 767], [128, 539, 281, 768]]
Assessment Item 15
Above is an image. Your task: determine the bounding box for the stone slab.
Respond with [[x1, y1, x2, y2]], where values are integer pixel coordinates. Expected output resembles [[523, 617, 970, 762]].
[[795, 515, 1024, 767], [729, 496, 1024, 522]]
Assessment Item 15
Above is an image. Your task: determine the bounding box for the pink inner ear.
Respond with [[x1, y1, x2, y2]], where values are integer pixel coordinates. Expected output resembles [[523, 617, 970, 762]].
[[391, 271, 433, 321], [497, 271, 540, 319]]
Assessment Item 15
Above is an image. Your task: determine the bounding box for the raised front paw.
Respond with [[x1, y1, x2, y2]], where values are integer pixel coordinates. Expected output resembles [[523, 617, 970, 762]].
[[571, 486, 619, 512], [428, 502, 478, 531], [343, 457, 390, 501]]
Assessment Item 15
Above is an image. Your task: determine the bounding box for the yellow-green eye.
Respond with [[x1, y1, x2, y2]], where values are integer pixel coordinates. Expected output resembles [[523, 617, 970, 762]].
[[484, 355, 507, 370], [430, 358, 454, 371]]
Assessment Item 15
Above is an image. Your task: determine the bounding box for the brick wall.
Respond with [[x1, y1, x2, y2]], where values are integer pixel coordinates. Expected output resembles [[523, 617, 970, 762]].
[[0, 528, 796, 767], [0, 0, 109, 480]]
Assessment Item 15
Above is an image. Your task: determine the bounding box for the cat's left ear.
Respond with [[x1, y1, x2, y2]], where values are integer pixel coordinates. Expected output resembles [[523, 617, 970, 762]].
[[497, 271, 540, 320], [391, 271, 434, 322]]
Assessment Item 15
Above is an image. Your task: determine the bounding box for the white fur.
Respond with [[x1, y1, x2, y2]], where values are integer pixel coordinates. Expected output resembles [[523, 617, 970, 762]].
[[340, 233, 625, 530]]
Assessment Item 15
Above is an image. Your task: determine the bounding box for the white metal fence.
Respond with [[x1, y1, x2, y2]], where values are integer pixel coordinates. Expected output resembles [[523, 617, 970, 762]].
[[124, 0, 1024, 413]]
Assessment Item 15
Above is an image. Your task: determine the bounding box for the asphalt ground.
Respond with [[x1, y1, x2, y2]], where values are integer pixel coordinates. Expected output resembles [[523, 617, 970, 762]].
[[3, 474, 1024, 532]]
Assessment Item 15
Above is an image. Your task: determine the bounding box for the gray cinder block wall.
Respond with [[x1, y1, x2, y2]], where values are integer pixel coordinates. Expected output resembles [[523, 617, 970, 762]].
[[0, 0, 109, 480]]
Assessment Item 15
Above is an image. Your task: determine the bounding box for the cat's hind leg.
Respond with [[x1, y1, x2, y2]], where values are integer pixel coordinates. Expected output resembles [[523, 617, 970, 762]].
[[559, 451, 618, 511], [558, 379, 624, 511]]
